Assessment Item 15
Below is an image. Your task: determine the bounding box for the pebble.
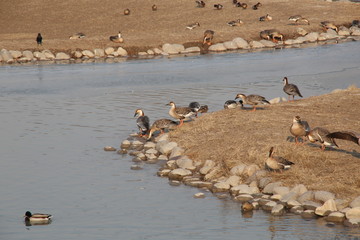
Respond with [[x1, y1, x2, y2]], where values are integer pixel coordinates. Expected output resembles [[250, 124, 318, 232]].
[[104, 146, 116, 151], [194, 192, 206, 198], [130, 165, 143, 170]]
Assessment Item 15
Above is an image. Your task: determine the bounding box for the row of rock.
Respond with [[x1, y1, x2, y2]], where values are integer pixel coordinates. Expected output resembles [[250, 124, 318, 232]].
[[107, 132, 360, 228], [1, 25, 360, 65]]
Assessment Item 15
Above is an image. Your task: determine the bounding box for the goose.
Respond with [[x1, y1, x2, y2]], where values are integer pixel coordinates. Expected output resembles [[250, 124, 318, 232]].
[[260, 29, 284, 42], [24, 211, 52, 224], [288, 15, 310, 25], [327, 131, 360, 146], [214, 4, 223, 10], [147, 119, 178, 140], [227, 19, 244, 27], [252, 2, 262, 10], [109, 31, 124, 43], [235, 93, 270, 111], [265, 147, 294, 172], [203, 30, 215, 45], [320, 21, 338, 32], [235, 2, 247, 9], [290, 116, 310, 144], [259, 14, 272, 22], [224, 99, 243, 109], [134, 109, 150, 137], [307, 127, 338, 150], [186, 22, 200, 30], [69, 32, 86, 39], [195, 0, 205, 8], [167, 101, 195, 126], [283, 77, 303, 101], [36, 33, 42, 46], [152, 4, 157, 11], [124, 8, 131, 15]]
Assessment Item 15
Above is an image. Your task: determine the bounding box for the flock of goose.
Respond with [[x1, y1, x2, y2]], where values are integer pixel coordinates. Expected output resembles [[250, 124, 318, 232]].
[[134, 76, 359, 172]]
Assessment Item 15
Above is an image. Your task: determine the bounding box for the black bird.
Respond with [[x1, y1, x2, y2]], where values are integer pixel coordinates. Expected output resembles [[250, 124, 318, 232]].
[[36, 33, 42, 46]]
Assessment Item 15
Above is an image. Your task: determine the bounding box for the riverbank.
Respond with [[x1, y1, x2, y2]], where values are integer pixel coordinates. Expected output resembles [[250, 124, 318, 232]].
[[1, 0, 360, 62]]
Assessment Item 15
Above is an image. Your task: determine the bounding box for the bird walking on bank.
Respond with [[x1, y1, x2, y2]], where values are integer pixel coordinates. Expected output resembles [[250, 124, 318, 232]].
[[147, 119, 178, 140], [290, 116, 310, 144], [24, 211, 52, 225], [195, 0, 206, 8], [252, 2, 262, 10], [167, 101, 196, 126], [203, 30, 215, 45], [36, 33, 42, 46], [307, 127, 338, 151], [283, 77, 303, 101], [134, 109, 150, 137], [265, 147, 294, 172], [235, 93, 270, 111]]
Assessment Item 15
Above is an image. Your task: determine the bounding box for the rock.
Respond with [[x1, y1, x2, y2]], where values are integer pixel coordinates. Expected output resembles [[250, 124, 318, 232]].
[[82, 50, 95, 58], [223, 41, 238, 50], [259, 40, 276, 47], [249, 41, 265, 49], [144, 141, 156, 150], [9, 50, 22, 59], [169, 180, 181, 186], [130, 165, 142, 170], [105, 47, 115, 55], [281, 192, 297, 203], [303, 200, 322, 211], [175, 156, 195, 170], [0, 49, 14, 63], [225, 175, 241, 187], [156, 141, 177, 155], [138, 52, 147, 56], [168, 168, 192, 180], [22, 50, 34, 61], [338, 26, 351, 36], [287, 200, 302, 208], [294, 37, 307, 44], [117, 47, 128, 56], [314, 191, 335, 203], [244, 164, 260, 177], [157, 155, 168, 161], [301, 210, 316, 219], [136, 152, 147, 160], [132, 157, 142, 162], [346, 207, 360, 219], [297, 191, 314, 203], [273, 186, 290, 197], [284, 39, 296, 45], [121, 140, 131, 149], [153, 48, 162, 54], [194, 192, 205, 198], [304, 32, 319, 42], [42, 50, 55, 60], [350, 26, 360, 36], [55, 52, 70, 60], [326, 212, 345, 223], [169, 146, 185, 159], [231, 184, 259, 195], [350, 196, 360, 208], [147, 49, 155, 55], [204, 167, 222, 181], [290, 206, 304, 214], [259, 177, 272, 189], [344, 218, 360, 228], [145, 153, 157, 162], [315, 199, 337, 216], [117, 149, 127, 154], [104, 146, 116, 151], [263, 182, 282, 194], [297, 27, 308, 36], [290, 184, 308, 196], [33, 51, 47, 60], [145, 148, 158, 156], [162, 43, 185, 54], [232, 37, 249, 49], [320, 30, 338, 40], [94, 48, 105, 58], [200, 160, 216, 175], [262, 201, 277, 211], [165, 160, 177, 169], [335, 199, 348, 210], [271, 204, 285, 216], [230, 164, 247, 176], [208, 43, 227, 52], [212, 182, 231, 193], [269, 97, 282, 104], [181, 47, 201, 54], [185, 181, 213, 189], [270, 194, 282, 201], [157, 169, 171, 177], [234, 194, 254, 202]]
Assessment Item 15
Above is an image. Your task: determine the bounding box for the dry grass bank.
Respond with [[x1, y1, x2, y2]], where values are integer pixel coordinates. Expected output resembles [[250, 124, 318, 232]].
[[169, 86, 360, 200], [0, 0, 359, 52]]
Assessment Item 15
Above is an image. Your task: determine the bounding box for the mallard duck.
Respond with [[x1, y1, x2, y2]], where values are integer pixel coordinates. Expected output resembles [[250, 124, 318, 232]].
[[235, 94, 270, 111], [290, 116, 310, 144], [203, 30, 215, 45], [259, 14, 272, 22], [36, 33, 42, 46], [134, 109, 150, 137], [288, 15, 310, 25], [24, 211, 52, 224], [283, 77, 303, 101], [260, 29, 284, 42], [252, 2, 262, 10], [195, 0, 205, 8], [167, 101, 196, 126], [235, 2, 247, 9], [147, 119, 178, 140], [227, 19, 244, 27], [307, 127, 338, 150], [327, 131, 360, 146], [265, 147, 294, 172], [69, 32, 86, 39], [241, 201, 254, 212], [320, 21, 338, 32], [109, 31, 124, 43], [186, 22, 200, 30], [152, 4, 157, 11], [214, 4, 223, 10], [224, 99, 243, 109], [124, 8, 131, 15]]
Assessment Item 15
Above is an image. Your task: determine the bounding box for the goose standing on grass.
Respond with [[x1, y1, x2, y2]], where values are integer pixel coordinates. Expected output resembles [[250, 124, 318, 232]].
[[134, 109, 150, 137], [283, 77, 303, 101], [147, 119, 178, 140], [36, 33, 42, 46], [252, 2, 262, 10], [327, 131, 360, 146], [307, 127, 338, 150], [195, 0, 206, 8], [203, 30, 215, 45], [265, 147, 294, 172], [290, 116, 310, 144], [224, 99, 243, 109], [235, 2, 247, 9], [24, 211, 52, 224], [235, 93, 270, 111], [109, 31, 124, 43], [259, 14, 272, 22], [167, 101, 195, 126]]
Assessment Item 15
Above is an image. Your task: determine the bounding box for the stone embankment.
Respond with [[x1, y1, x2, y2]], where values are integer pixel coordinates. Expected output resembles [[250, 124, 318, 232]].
[[104, 131, 360, 228], [1, 25, 360, 65]]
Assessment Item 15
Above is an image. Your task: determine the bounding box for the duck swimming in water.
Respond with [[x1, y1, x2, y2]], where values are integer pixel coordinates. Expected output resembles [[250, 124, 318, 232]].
[[134, 109, 150, 137], [235, 94, 270, 111], [283, 77, 303, 101], [24, 211, 52, 224]]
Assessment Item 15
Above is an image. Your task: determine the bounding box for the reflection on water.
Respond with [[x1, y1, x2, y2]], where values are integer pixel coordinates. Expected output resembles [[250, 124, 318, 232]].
[[0, 42, 360, 240]]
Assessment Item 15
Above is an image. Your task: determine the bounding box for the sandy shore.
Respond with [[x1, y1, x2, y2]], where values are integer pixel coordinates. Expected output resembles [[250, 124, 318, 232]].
[[1, 0, 359, 54]]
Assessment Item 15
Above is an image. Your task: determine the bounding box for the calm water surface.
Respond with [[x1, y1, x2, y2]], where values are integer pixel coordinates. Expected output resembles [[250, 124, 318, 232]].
[[1, 42, 360, 240]]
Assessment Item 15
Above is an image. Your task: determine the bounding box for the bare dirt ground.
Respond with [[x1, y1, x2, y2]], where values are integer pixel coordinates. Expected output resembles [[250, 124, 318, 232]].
[[0, 0, 359, 54], [169, 86, 360, 201]]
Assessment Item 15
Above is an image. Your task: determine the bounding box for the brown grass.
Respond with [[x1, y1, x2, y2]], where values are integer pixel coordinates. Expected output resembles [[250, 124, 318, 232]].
[[0, 0, 359, 52], [169, 86, 360, 201]]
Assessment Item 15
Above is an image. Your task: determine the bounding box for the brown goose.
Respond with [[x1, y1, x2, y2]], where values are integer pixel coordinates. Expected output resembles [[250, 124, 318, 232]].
[[290, 116, 310, 144], [214, 4, 223, 10], [307, 127, 338, 150], [227, 19, 244, 27], [259, 14, 272, 22], [147, 119, 178, 140], [235, 93, 270, 111], [260, 29, 284, 42], [265, 147, 294, 172], [109, 31, 124, 43], [152, 4, 157, 11], [283, 77, 303, 101], [288, 15, 310, 25], [235, 2, 247, 9], [124, 8, 131, 15], [252, 2, 262, 10], [320, 21, 338, 32], [134, 109, 150, 137], [327, 131, 360, 146], [203, 30, 215, 45], [195, 0, 205, 8], [167, 101, 195, 126], [241, 201, 254, 212]]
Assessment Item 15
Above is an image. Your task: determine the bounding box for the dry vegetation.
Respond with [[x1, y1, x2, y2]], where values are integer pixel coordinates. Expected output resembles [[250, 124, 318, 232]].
[[0, 0, 359, 53], [169, 86, 360, 201]]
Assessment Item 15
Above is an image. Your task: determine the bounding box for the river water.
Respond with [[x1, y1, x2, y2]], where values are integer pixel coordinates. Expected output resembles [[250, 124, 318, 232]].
[[1, 41, 360, 240]]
